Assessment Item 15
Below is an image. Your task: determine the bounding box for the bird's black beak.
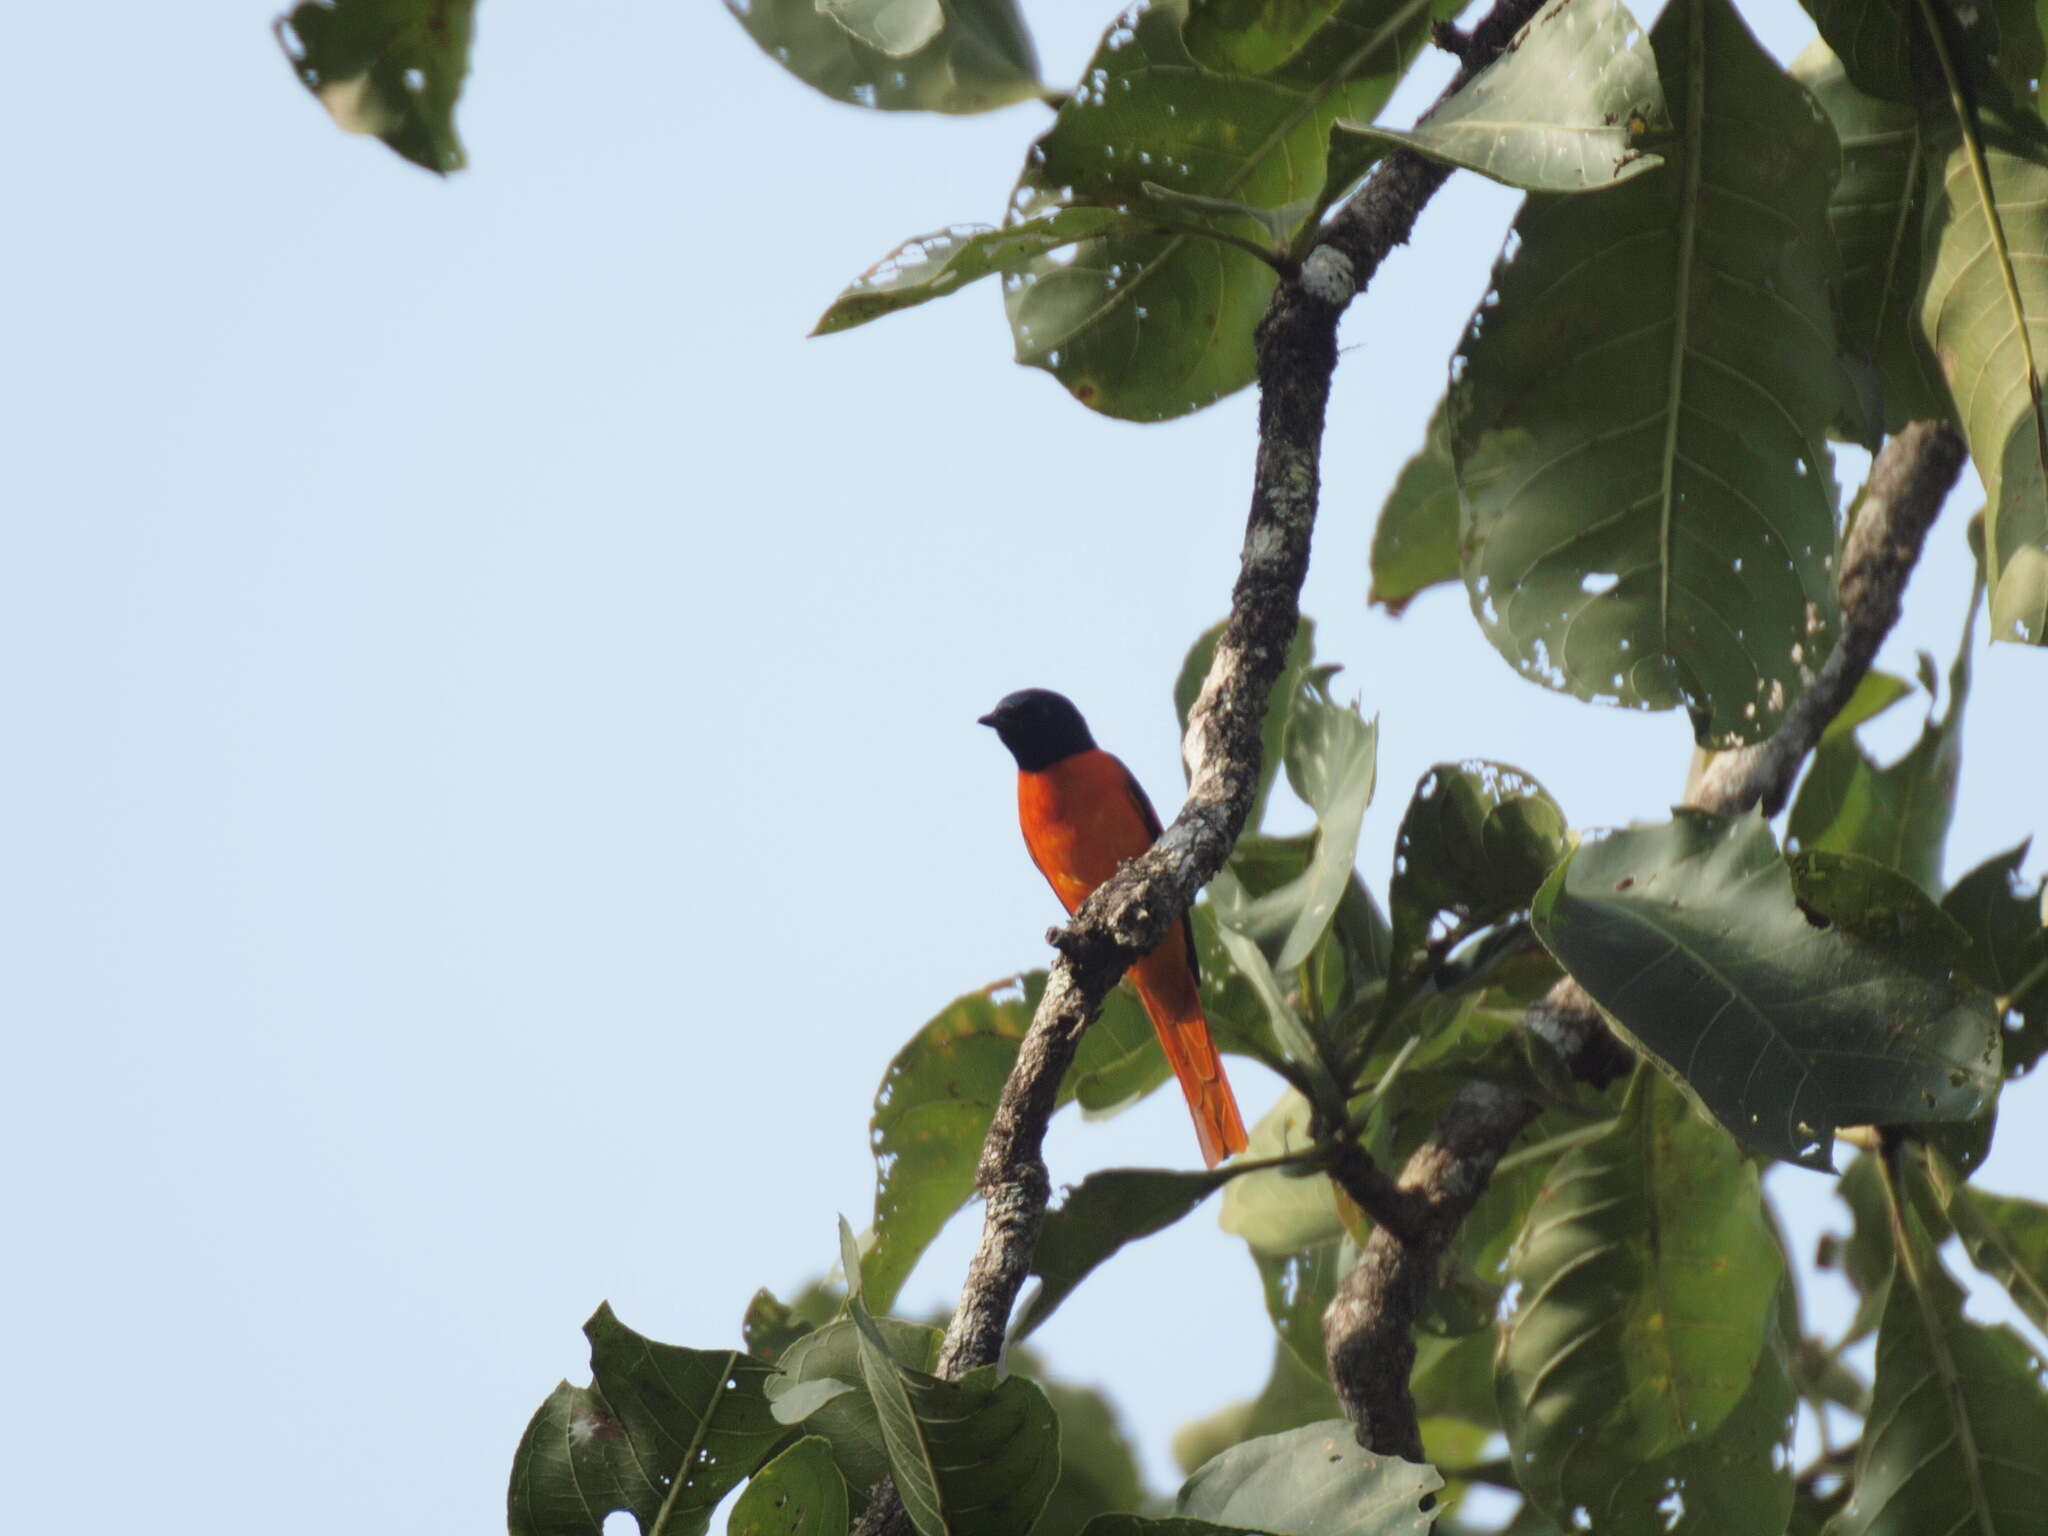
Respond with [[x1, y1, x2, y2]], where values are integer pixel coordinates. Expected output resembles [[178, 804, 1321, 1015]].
[[977, 712, 999, 729]]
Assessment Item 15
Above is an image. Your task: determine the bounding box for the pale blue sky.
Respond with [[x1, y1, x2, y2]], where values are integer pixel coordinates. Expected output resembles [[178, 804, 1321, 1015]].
[[6, 2, 2042, 1531]]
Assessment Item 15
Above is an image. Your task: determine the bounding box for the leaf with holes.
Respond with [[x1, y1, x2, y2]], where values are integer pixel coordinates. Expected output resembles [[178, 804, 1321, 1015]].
[[727, 1437, 849, 1536], [1338, 0, 1669, 192], [1386, 761, 1568, 993], [814, 213, 1127, 335], [1788, 570, 1977, 894], [1920, 94, 2048, 641], [1833, 1208, 2048, 1534], [1006, 0, 1458, 420], [274, 0, 476, 174], [862, 972, 1168, 1312], [1942, 841, 2048, 1077], [1794, 42, 1950, 429], [1497, 1073, 1794, 1534], [1451, 0, 1870, 745], [1370, 397, 1461, 613], [1012, 1163, 1243, 1342], [506, 1306, 786, 1536], [1531, 810, 2000, 1169], [725, 0, 1040, 113], [1788, 848, 1974, 981]]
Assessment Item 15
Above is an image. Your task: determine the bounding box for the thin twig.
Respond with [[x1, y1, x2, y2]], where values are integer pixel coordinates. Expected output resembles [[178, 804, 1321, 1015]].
[[1320, 423, 1967, 1459]]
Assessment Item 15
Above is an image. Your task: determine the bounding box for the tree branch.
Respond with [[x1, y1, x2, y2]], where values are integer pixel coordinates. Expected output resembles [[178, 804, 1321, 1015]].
[[1319, 421, 1967, 1460]]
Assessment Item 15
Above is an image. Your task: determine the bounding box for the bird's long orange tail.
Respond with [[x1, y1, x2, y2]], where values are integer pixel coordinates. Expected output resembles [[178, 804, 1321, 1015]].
[[1133, 941, 1248, 1168]]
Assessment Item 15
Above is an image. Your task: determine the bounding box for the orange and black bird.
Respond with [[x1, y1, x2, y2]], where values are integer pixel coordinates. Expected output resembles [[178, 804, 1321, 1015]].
[[980, 689, 1249, 1168]]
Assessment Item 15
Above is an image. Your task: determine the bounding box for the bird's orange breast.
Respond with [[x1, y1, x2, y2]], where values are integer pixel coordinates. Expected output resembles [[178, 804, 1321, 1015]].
[[1016, 749, 1156, 915]]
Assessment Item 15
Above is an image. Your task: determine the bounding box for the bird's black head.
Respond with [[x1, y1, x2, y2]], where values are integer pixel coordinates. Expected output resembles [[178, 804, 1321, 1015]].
[[978, 688, 1096, 771]]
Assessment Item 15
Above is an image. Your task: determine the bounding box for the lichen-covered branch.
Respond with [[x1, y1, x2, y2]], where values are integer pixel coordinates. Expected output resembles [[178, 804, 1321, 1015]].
[[1320, 422, 1967, 1461]]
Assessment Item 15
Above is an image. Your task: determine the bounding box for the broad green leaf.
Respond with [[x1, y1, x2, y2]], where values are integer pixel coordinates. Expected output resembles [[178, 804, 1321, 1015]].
[[1451, 0, 1868, 746], [274, 0, 476, 174], [1497, 1074, 1795, 1534], [767, 1318, 942, 1497], [727, 1438, 850, 1536], [1789, 848, 1975, 980], [814, 213, 1127, 335], [1212, 679, 1378, 974], [838, 1223, 1063, 1536], [1171, 1342, 1340, 1476], [1794, 43, 1952, 429], [1007, 0, 1458, 420], [1369, 398, 1460, 614], [1253, 1236, 1353, 1379], [1935, 1175, 2048, 1336], [1412, 1329, 1500, 1428], [1788, 571, 1978, 894], [1013, 1163, 1243, 1340], [1210, 913, 1342, 1102], [1221, 1090, 1341, 1253], [1181, 0, 1346, 74], [724, 0, 1041, 114], [1942, 841, 2048, 1077], [1920, 94, 2048, 640], [508, 1306, 785, 1536], [1175, 616, 1316, 830], [1532, 810, 2000, 1168], [821, 0, 944, 55], [1818, 669, 1915, 745], [862, 971, 1168, 1311], [1833, 1208, 2048, 1534], [1796, 0, 1919, 101], [1170, 1420, 1443, 1532], [1338, 0, 1669, 192], [1386, 761, 1568, 992]]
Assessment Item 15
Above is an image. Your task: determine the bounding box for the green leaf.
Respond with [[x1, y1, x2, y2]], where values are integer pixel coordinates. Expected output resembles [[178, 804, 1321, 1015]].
[[1386, 761, 1568, 993], [724, 0, 1041, 114], [1818, 1153, 1898, 1348], [1920, 86, 2048, 641], [1013, 1164, 1243, 1341], [1788, 848, 1975, 980], [1212, 679, 1378, 974], [1181, 0, 1346, 74], [1797, 0, 1919, 101], [1788, 572, 1978, 894], [820, 0, 944, 56], [274, 0, 476, 175], [1942, 841, 2048, 1077], [1007, 0, 1459, 420], [1169, 1420, 1443, 1532], [1834, 1205, 2048, 1534], [1175, 617, 1316, 831], [744, 1287, 829, 1365], [1337, 0, 1669, 192], [1370, 398, 1461, 614], [1497, 1073, 1795, 1534], [1221, 1090, 1342, 1253], [862, 971, 1168, 1312], [727, 1438, 850, 1536], [1935, 1175, 2048, 1337], [1450, 0, 1869, 746], [1171, 1341, 1341, 1476], [1531, 809, 2000, 1168], [1211, 916, 1342, 1103], [508, 1306, 786, 1536], [813, 213, 1130, 335], [766, 1318, 943, 1497], [1793, 43, 1952, 430], [1819, 669, 1916, 745]]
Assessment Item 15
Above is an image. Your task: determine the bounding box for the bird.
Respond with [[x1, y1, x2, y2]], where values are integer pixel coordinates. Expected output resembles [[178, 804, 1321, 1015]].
[[979, 688, 1249, 1167]]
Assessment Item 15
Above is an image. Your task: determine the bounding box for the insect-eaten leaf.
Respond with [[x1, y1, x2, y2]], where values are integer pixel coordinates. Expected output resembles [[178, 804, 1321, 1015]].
[[725, 0, 1042, 113], [1451, 0, 1870, 745], [1532, 809, 2001, 1169], [275, 0, 477, 174], [1337, 0, 1669, 192], [507, 1306, 785, 1536], [814, 213, 1128, 335]]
